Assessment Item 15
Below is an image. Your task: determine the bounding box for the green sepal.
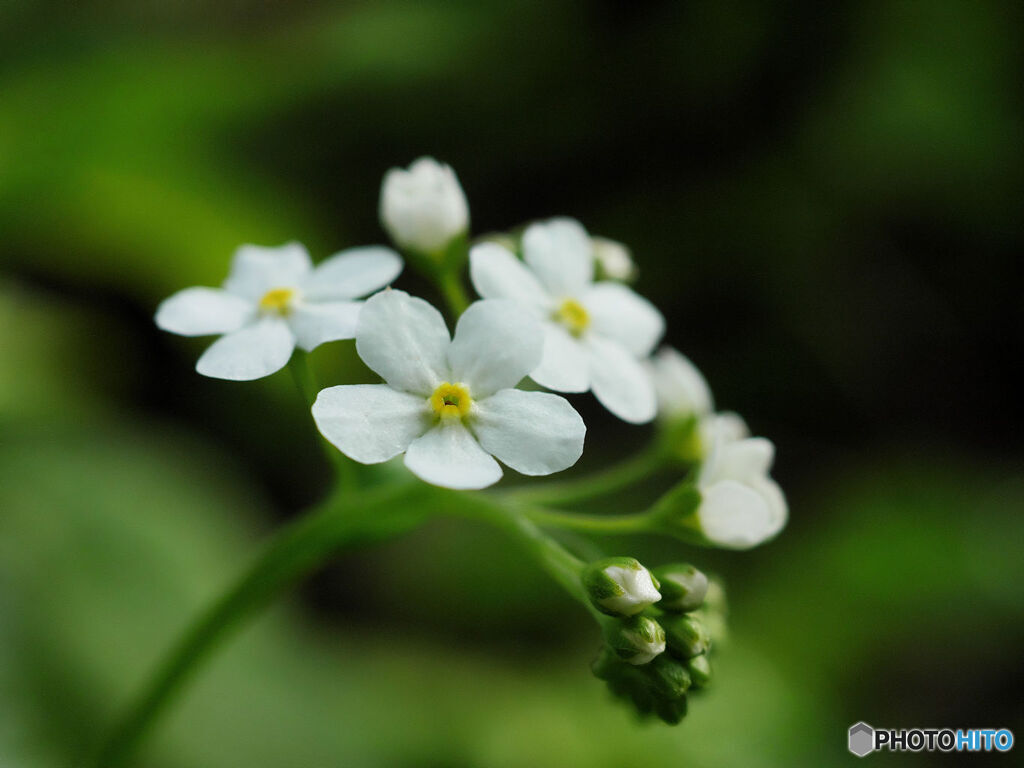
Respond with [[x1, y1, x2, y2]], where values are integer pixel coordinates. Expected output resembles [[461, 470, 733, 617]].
[[687, 653, 712, 689], [604, 615, 666, 665], [662, 613, 711, 659], [647, 655, 692, 700], [654, 695, 689, 725], [653, 563, 709, 613], [647, 480, 705, 544], [582, 556, 660, 616]]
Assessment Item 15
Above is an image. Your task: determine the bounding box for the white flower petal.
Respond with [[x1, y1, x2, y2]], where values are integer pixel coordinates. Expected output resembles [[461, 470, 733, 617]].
[[404, 421, 502, 489], [155, 287, 253, 337], [472, 389, 585, 476], [312, 384, 427, 464], [698, 480, 777, 550], [223, 242, 313, 300], [651, 347, 713, 419], [302, 246, 403, 301], [600, 564, 662, 616], [751, 477, 788, 538], [586, 336, 657, 423], [584, 282, 665, 357], [355, 290, 450, 395], [529, 322, 590, 393], [195, 318, 295, 380], [289, 301, 363, 352], [447, 300, 543, 397], [469, 242, 549, 308], [708, 437, 775, 485], [521, 218, 594, 297]]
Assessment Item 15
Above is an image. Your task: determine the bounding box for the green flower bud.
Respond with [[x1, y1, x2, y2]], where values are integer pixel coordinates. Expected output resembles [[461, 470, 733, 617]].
[[583, 556, 662, 617], [653, 563, 708, 613], [687, 654, 712, 688], [647, 655, 692, 700], [662, 613, 711, 659], [654, 695, 688, 725], [605, 615, 666, 665]]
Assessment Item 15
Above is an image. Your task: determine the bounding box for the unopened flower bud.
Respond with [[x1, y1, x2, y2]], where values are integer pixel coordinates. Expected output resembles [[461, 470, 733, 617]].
[[647, 654, 692, 699], [605, 615, 666, 665], [653, 563, 708, 613], [687, 653, 712, 688], [583, 557, 662, 617], [380, 157, 469, 256], [662, 613, 711, 659], [591, 236, 636, 281], [654, 695, 689, 725]]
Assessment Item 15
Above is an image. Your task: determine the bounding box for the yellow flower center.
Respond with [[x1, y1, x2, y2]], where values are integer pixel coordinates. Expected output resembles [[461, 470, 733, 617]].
[[554, 298, 590, 336], [258, 287, 297, 315], [429, 382, 473, 419]]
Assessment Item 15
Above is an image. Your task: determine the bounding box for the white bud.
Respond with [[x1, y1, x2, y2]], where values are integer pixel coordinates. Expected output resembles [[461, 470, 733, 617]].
[[584, 557, 662, 617], [591, 236, 636, 281], [696, 433, 787, 549], [607, 616, 667, 665], [650, 347, 714, 421], [379, 157, 469, 255]]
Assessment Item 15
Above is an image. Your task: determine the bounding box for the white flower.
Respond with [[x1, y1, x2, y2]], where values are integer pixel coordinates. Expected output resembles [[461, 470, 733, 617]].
[[650, 346, 713, 421], [155, 242, 403, 381], [584, 557, 662, 617], [470, 218, 665, 424], [311, 290, 586, 490], [591, 236, 636, 281], [694, 415, 787, 549], [380, 157, 469, 255]]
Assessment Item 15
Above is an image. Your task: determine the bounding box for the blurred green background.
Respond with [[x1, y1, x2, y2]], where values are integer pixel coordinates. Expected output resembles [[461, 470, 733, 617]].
[[1, 1, 1022, 765]]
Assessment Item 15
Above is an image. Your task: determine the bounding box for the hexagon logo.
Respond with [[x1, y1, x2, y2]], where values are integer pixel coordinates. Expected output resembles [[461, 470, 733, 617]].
[[848, 722, 875, 757]]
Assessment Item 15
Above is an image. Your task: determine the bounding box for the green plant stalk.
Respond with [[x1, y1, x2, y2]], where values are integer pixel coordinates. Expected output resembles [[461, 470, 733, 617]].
[[437, 268, 470, 317], [524, 507, 656, 535], [288, 351, 358, 490], [90, 482, 422, 768], [88, 480, 599, 768], [501, 442, 671, 507]]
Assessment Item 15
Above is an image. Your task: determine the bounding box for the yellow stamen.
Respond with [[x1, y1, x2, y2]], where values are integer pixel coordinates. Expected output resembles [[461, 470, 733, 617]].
[[259, 287, 297, 315], [554, 298, 590, 336], [429, 382, 473, 419]]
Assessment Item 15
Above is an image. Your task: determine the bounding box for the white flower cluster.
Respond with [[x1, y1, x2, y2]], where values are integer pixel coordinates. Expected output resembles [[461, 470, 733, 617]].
[[155, 157, 787, 545]]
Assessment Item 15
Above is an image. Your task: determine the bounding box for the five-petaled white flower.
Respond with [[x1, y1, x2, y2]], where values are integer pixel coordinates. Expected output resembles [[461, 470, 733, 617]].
[[470, 218, 664, 424], [380, 157, 469, 255], [312, 289, 586, 490], [155, 242, 403, 381], [694, 414, 787, 549]]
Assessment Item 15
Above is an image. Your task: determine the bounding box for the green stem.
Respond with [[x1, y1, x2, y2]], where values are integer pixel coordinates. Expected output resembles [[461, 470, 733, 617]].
[[89, 484, 596, 768], [288, 351, 358, 490], [524, 507, 655, 536], [437, 269, 470, 317], [501, 443, 670, 507], [90, 483, 422, 768], [421, 489, 586, 603]]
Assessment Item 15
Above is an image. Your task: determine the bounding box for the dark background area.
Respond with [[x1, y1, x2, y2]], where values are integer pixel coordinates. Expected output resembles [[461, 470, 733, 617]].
[[1, 1, 1021, 766]]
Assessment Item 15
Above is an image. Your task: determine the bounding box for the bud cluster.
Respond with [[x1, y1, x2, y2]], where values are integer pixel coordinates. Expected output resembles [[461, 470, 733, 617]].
[[586, 560, 726, 724]]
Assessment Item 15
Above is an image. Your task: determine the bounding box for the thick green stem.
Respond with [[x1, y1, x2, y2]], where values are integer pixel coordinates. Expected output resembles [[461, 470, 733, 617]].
[[90, 483, 421, 768], [501, 443, 670, 507]]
